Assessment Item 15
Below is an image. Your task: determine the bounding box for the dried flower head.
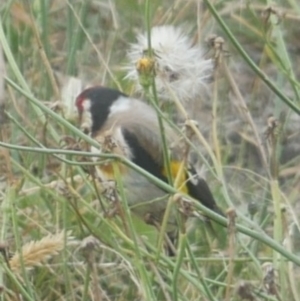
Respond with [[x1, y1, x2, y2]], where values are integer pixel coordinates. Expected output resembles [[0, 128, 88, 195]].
[[126, 25, 213, 103], [60, 75, 83, 121], [9, 231, 73, 273]]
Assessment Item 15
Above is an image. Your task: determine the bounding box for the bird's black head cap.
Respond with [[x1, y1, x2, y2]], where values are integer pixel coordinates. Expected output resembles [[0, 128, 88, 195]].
[[76, 86, 127, 133]]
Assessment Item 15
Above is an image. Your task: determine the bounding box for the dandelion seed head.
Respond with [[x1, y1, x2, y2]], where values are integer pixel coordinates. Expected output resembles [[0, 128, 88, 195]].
[[126, 25, 213, 103]]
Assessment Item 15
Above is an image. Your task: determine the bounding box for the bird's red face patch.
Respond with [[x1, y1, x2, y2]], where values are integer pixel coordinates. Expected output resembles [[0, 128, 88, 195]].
[[75, 88, 96, 124], [75, 86, 102, 113], [75, 92, 87, 113], [74, 95, 85, 126]]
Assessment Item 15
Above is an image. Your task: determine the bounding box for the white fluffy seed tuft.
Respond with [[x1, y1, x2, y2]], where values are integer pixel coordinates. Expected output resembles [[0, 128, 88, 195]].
[[125, 25, 213, 103]]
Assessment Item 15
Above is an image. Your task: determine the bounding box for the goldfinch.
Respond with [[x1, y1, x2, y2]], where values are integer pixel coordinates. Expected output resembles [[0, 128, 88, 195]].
[[75, 86, 222, 250]]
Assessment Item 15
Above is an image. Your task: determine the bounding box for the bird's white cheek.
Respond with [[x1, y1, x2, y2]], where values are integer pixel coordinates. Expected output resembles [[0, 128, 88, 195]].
[[80, 111, 92, 134], [82, 99, 91, 111], [79, 99, 92, 134]]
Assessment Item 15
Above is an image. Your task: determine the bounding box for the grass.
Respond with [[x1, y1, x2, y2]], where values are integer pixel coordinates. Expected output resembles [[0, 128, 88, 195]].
[[0, 0, 300, 300]]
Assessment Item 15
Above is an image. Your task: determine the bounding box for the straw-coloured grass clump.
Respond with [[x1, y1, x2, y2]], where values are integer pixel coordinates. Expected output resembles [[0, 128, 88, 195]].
[[9, 231, 73, 273]]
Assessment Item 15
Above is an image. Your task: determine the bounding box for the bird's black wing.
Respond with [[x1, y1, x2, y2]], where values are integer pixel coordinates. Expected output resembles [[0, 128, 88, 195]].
[[186, 166, 223, 216], [123, 128, 223, 216], [122, 129, 167, 183]]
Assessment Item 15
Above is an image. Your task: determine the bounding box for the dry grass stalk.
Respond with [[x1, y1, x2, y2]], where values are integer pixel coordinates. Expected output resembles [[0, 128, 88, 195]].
[[0, 42, 5, 125], [225, 208, 237, 301], [19, 174, 84, 196], [9, 231, 72, 272]]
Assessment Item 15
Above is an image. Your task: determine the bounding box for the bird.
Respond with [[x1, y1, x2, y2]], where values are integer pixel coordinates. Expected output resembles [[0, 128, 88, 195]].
[[75, 86, 223, 253]]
